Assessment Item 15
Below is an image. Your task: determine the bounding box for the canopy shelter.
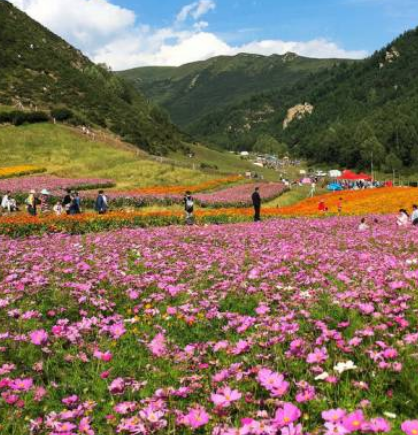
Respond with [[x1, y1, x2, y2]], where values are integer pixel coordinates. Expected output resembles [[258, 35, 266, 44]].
[[337, 170, 372, 181]]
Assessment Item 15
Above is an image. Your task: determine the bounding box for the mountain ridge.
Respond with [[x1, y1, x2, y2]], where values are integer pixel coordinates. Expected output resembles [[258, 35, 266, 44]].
[[118, 52, 351, 127]]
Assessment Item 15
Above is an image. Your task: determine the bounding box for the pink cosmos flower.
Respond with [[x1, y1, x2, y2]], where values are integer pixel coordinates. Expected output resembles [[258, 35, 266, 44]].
[[109, 323, 126, 340], [62, 394, 79, 407], [79, 417, 94, 435], [108, 378, 125, 395], [282, 423, 303, 435], [274, 403, 301, 428], [93, 350, 113, 362], [324, 422, 350, 435], [54, 421, 77, 432], [401, 421, 418, 435], [306, 347, 328, 364], [182, 406, 210, 429], [30, 329, 48, 346], [148, 333, 167, 357], [322, 409, 346, 423], [211, 386, 242, 408], [10, 378, 33, 392], [114, 402, 137, 415], [257, 368, 289, 397], [342, 410, 366, 432], [367, 418, 391, 433]]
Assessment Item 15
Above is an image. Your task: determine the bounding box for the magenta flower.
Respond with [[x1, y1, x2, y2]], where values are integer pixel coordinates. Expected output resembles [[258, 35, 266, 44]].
[[274, 403, 301, 428], [211, 386, 242, 408], [29, 329, 48, 346], [182, 406, 210, 429], [108, 378, 125, 395], [401, 421, 418, 435], [367, 418, 391, 433], [10, 378, 33, 392], [342, 410, 366, 432]]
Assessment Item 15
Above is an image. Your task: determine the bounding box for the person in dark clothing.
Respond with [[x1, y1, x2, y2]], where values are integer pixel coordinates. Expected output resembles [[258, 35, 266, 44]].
[[184, 191, 194, 225], [69, 192, 81, 215], [63, 189, 72, 214], [252, 187, 261, 222], [95, 190, 109, 214]]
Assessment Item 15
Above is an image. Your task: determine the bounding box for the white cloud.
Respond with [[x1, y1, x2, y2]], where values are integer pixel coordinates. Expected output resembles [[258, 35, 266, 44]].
[[176, 0, 216, 23], [8, 0, 368, 70]]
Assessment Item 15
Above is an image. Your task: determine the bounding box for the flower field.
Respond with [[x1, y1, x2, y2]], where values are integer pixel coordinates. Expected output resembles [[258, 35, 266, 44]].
[[0, 165, 45, 179], [0, 217, 417, 434], [195, 182, 286, 208], [82, 181, 285, 209], [0, 176, 115, 195], [129, 176, 243, 195], [276, 188, 418, 217]]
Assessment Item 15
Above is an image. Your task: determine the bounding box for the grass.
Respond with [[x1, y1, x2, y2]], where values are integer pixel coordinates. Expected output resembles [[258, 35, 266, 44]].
[[171, 143, 298, 181], [0, 124, 216, 189], [263, 185, 328, 208]]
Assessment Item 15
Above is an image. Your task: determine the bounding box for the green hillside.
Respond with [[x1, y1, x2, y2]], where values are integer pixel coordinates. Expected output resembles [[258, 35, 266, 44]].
[[0, 123, 216, 189], [190, 28, 418, 172], [0, 0, 183, 155], [118, 53, 347, 127]]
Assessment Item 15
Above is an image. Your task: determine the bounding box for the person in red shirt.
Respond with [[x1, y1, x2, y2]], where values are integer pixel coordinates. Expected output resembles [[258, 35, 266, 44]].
[[318, 200, 328, 212]]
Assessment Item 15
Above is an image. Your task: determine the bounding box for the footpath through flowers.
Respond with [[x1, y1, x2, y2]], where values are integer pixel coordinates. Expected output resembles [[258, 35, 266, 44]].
[[0, 217, 417, 434]]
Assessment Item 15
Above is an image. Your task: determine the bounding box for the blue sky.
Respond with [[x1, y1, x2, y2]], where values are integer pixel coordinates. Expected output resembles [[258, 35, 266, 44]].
[[8, 0, 418, 69]]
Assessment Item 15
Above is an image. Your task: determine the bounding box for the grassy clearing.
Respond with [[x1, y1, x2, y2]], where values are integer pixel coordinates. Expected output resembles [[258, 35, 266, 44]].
[[263, 185, 328, 208], [0, 124, 215, 189], [171, 143, 281, 180]]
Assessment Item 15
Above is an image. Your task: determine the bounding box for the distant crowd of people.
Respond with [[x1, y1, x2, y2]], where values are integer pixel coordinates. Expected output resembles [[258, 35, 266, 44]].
[[0, 189, 109, 217]]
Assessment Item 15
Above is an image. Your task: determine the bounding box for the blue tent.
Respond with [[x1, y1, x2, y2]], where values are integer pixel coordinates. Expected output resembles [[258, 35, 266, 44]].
[[327, 183, 343, 192]]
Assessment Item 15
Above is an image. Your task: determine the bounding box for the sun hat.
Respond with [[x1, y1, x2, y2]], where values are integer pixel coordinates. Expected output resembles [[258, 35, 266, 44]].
[[40, 189, 50, 195], [30, 189, 36, 194]]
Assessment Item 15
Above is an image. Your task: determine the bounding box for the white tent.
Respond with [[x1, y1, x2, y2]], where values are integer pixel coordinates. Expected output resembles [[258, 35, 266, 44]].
[[329, 170, 342, 178]]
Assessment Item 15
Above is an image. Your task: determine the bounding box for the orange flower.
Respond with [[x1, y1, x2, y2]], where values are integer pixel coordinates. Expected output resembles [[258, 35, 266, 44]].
[[0, 165, 46, 179], [126, 176, 243, 195]]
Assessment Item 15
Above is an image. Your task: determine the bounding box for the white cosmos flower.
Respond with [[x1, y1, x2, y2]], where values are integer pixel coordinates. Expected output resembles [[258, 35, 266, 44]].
[[333, 360, 357, 374], [314, 371, 330, 381]]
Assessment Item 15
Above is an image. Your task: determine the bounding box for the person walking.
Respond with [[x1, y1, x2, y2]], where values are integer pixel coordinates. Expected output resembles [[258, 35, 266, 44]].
[[69, 192, 81, 215], [63, 189, 72, 215], [252, 186, 261, 222], [40, 189, 51, 214], [95, 190, 109, 214], [308, 182, 316, 198], [184, 191, 194, 225]]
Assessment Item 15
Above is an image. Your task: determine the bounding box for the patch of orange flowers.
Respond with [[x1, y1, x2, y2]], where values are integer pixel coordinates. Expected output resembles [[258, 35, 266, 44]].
[[127, 175, 243, 195], [272, 187, 418, 217], [0, 165, 46, 179]]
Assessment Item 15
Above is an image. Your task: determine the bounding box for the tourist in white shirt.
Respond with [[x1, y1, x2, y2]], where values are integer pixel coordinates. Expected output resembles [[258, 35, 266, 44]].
[[358, 218, 369, 232], [397, 209, 410, 227]]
